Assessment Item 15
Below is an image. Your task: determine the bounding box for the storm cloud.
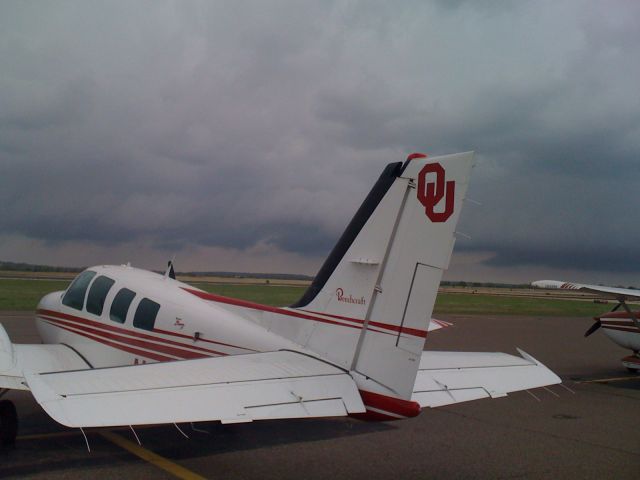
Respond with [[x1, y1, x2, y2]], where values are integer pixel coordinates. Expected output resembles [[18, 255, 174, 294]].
[[1, 1, 639, 282]]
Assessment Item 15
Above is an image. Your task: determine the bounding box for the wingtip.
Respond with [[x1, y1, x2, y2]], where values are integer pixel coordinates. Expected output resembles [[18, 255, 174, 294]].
[[516, 348, 561, 384]]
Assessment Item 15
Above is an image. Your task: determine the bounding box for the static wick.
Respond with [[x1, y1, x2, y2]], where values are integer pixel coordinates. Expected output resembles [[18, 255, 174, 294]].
[[80, 427, 91, 453], [559, 383, 576, 394], [129, 425, 142, 446], [525, 389, 541, 402], [190, 422, 209, 434], [174, 423, 189, 439]]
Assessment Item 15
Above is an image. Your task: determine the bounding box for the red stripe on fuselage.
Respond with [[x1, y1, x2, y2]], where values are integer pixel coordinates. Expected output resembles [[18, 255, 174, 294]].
[[152, 327, 258, 352], [302, 310, 428, 339], [183, 288, 363, 331], [355, 390, 421, 420], [40, 319, 173, 362], [40, 315, 210, 360], [598, 311, 640, 320], [601, 325, 640, 334], [37, 308, 230, 356], [622, 355, 640, 365], [183, 288, 427, 339], [598, 320, 637, 326]]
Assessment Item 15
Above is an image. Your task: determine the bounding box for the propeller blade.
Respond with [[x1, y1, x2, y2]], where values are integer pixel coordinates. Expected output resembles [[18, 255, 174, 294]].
[[584, 319, 602, 337], [611, 303, 622, 312]]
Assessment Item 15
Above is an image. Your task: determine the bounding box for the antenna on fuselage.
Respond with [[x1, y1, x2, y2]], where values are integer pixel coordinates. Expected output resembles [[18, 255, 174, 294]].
[[164, 257, 176, 280]]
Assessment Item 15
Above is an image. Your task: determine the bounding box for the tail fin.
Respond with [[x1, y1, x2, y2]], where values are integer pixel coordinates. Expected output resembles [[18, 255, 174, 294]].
[[281, 152, 474, 399]]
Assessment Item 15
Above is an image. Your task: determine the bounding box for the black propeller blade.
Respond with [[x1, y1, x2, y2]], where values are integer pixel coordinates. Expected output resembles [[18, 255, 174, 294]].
[[584, 319, 601, 337]]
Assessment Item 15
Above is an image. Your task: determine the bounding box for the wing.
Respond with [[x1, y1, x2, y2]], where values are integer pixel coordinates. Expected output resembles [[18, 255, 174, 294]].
[[412, 350, 560, 408], [25, 350, 365, 427], [532, 280, 640, 301]]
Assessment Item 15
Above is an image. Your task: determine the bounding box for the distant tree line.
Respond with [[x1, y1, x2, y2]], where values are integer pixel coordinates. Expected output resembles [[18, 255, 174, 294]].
[[0, 261, 84, 273], [440, 280, 532, 289], [0, 261, 313, 281], [182, 271, 314, 281]]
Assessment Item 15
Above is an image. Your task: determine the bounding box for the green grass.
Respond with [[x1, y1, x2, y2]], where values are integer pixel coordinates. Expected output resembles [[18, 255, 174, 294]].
[[433, 293, 612, 317], [0, 278, 306, 311], [0, 278, 614, 317], [190, 283, 306, 307], [0, 279, 70, 311]]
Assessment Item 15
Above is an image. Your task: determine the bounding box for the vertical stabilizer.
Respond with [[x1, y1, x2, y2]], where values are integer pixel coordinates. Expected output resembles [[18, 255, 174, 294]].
[[281, 152, 474, 399]]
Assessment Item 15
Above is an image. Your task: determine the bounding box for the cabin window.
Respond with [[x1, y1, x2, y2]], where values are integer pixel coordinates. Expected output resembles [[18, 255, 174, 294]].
[[62, 270, 97, 310], [133, 298, 160, 331], [109, 288, 136, 324], [86, 276, 115, 316]]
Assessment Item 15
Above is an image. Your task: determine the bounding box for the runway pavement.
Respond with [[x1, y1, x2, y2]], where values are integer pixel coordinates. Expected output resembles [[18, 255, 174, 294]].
[[0, 312, 638, 479]]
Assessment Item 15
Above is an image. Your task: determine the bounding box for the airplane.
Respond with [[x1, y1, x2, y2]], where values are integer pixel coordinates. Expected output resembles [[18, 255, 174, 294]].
[[531, 280, 640, 372], [0, 152, 561, 448]]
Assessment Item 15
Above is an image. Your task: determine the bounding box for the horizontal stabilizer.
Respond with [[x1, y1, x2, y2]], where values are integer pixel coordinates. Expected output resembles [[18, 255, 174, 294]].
[[412, 350, 561, 408], [0, 323, 91, 391], [427, 318, 453, 332], [25, 351, 365, 427]]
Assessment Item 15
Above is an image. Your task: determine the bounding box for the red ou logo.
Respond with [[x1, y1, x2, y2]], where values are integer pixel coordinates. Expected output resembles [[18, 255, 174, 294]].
[[417, 163, 455, 222]]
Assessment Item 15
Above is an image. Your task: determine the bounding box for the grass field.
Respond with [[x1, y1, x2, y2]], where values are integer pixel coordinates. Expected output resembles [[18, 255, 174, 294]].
[[433, 293, 611, 317], [0, 277, 616, 317], [190, 283, 307, 306], [0, 279, 70, 311], [0, 278, 307, 311]]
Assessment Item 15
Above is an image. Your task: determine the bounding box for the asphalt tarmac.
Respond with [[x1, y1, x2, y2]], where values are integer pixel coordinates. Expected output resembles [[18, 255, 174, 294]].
[[0, 312, 638, 479]]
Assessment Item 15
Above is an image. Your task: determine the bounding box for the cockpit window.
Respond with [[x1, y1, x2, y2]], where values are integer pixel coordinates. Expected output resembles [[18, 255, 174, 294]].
[[133, 298, 160, 331], [86, 276, 115, 316], [109, 288, 136, 324], [62, 271, 97, 311]]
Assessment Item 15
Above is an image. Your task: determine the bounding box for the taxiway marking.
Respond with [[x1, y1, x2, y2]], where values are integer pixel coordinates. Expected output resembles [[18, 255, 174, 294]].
[[575, 376, 638, 384], [100, 431, 206, 480], [17, 429, 206, 479]]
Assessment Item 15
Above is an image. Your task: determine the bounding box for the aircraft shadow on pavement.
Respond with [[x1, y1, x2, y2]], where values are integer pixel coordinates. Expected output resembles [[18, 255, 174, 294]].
[[1, 413, 393, 478], [138, 416, 394, 460]]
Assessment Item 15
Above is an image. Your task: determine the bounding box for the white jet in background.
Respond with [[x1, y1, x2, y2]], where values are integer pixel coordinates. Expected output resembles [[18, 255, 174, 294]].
[[0, 152, 560, 447], [532, 280, 640, 371]]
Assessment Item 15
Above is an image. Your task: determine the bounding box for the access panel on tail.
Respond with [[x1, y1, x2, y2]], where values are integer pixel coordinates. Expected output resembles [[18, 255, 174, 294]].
[[283, 152, 474, 399]]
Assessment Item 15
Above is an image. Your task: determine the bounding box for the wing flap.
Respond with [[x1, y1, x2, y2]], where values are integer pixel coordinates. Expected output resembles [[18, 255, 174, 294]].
[[25, 351, 365, 427], [412, 349, 560, 408]]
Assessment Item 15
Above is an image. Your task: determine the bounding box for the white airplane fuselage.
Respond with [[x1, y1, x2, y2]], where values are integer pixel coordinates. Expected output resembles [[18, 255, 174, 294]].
[[36, 265, 308, 369], [597, 312, 640, 369], [34, 263, 431, 419]]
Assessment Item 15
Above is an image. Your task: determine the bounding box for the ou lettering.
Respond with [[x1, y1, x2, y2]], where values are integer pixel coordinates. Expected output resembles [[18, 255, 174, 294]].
[[417, 162, 455, 222]]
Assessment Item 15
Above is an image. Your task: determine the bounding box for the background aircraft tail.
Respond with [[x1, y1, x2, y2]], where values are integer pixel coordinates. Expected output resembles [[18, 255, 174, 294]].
[[268, 152, 474, 399]]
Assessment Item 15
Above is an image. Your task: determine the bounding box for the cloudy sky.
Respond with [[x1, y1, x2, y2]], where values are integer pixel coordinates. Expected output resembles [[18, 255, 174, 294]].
[[2, 1, 639, 284]]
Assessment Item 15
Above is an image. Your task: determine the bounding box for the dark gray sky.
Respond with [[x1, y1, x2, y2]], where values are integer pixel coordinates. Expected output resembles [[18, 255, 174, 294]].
[[2, 1, 639, 284]]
